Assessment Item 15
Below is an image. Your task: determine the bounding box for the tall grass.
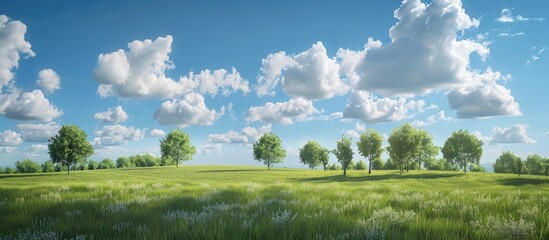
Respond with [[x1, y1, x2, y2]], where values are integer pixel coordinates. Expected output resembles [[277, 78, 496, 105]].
[[0, 166, 547, 239]]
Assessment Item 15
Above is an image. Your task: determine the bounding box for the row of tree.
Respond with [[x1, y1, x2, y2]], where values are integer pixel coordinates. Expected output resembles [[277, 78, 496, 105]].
[[493, 151, 549, 176]]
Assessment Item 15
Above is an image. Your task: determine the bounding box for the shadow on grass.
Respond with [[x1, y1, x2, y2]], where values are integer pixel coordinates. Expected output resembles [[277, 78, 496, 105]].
[[497, 177, 549, 186], [294, 172, 464, 182], [197, 169, 267, 173], [0, 172, 61, 179]]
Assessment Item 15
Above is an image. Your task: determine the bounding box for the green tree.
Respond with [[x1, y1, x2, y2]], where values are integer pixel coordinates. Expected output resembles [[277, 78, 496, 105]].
[[357, 129, 384, 174], [355, 160, 367, 170], [98, 158, 116, 169], [493, 151, 520, 174], [525, 154, 544, 175], [441, 130, 483, 174], [413, 130, 438, 170], [333, 136, 354, 175], [384, 158, 398, 170], [116, 156, 133, 168], [299, 141, 324, 169], [15, 159, 41, 173], [469, 164, 486, 172], [4, 167, 14, 174], [88, 160, 98, 170], [319, 148, 330, 171], [41, 160, 55, 173], [387, 123, 421, 174], [48, 125, 94, 174], [372, 158, 385, 170], [253, 133, 286, 170], [328, 163, 341, 170], [160, 129, 196, 168]]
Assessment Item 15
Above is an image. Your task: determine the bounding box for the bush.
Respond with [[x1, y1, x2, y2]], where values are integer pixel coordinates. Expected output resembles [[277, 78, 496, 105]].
[[88, 160, 99, 170], [98, 158, 116, 169], [55, 163, 68, 172], [469, 164, 486, 172], [328, 163, 341, 170], [409, 162, 419, 170], [348, 160, 356, 171], [160, 156, 174, 166], [4, 167, 14, 174], [41, 160, 55, 173], [355, 160, 367, 170], [384, 158, 398, 170], [15, 159, 41, 173], [132, 154, 160, 167], [372, 158, 385, 170], [116, 157, 134, 168]]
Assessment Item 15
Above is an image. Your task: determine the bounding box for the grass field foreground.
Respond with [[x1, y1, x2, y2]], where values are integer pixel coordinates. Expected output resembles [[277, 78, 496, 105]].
[[0, 166, 548, 239]]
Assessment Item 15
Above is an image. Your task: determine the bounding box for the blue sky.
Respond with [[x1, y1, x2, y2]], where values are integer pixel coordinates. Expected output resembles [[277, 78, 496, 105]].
[[1, 0, 548, 168]]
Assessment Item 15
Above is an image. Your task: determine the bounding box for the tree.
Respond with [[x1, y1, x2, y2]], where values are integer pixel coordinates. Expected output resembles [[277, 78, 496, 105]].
[[48, 125, 94, 174], [413, 130, 439, 170], [299, 141, 324, 169], [386, 123, 421, 174], [469, 164, 486, 172], [355, 160, 367, 170], [493, 151, 520, 174], [160, 129, 196, 168], [41, 160, 55, 173], [384, 158, 398, 170], [372, 158, 385, 170], [98, 158, 116, 169], [319, 148, 330, 171], [333, 136, 354, 175], [4, 167, 14, 174], [253, 133, 286, 170], [88, 160, 98, 170], [357, 129, 384, 174], [525, 154, 544, 175], [328, 163, 341, 170], [116, 156, 133, 168], [15, 159, 41, 173], [441, 130, 483, 174]]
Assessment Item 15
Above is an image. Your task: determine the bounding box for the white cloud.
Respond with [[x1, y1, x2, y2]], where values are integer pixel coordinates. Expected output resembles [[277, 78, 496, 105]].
[[340, 0, 488, 97], [256, 42, 349, 100], [209, 124, 272, 144], [93, 124, 145, 147], [149, 129, 166, 137], [36, 69, 61, 93], [16, 122, 60, 142], [343, 90, 427, 124], [527, 47, 547, 65], [95, 35, 248, 99], [343, 122, 366, 139], [496, 9, 545, 23], [471, 131, 491, 143], [447, 69, 521, 118], [0, 15, 35, 88], [245, 98, 319, 125], [198, 143, 223, 155], [310, 111, 343, 121], [28, 144, 47, 152], [0, 146, 17, 154], [179, 68, 249, 97], [153, 93, 224, 127], [411, 111, 454, 127], [2, 90, 63, 121], [0, 129, 22, 146], [498, 31, 524, 37], [94, 105, 129, 124], [490, 124, 536, 144]]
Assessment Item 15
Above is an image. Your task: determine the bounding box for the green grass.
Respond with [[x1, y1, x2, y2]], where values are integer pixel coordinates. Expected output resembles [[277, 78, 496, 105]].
[[0, 166, 548, 239]]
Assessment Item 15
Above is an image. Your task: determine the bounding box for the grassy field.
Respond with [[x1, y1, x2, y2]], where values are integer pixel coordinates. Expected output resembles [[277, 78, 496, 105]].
[[0, 166, 548, 239]]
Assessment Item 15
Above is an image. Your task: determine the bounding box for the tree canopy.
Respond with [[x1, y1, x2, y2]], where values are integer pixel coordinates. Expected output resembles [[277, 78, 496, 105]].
[[253, 133, 286, 170], [386, 123, 420, 174], [333, 136, 354, 175], [413, 130, 439, 170], [441, 130, 483, 174], [48, 125, 94, 174], [299, 141, 329, 170], [357, 129, 383, 174], [493, 151, 521, 174], [160, 129, 196, 167]]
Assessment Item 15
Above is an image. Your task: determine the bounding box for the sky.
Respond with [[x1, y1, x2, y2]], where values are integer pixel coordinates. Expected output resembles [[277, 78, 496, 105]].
[[1, 0, 548, 168]]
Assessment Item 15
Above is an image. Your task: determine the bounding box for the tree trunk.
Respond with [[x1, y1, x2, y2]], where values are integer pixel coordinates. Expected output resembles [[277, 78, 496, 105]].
[[418, 161, 421, 170], [268, 163, 270, 170], [343, 166, 347, 175], [464, 163, 467, 174], [368, 160, 372, 174], [406, 161, 409, 172], [67, 164, 70, 174]]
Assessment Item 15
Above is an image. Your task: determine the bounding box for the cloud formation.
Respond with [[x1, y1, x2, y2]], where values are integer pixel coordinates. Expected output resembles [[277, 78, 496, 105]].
[[412, 111, 453, 127], [256, 42, 349, 100], [245, 98, 318, 125], [208, 124, 272, 144], [0, 15, 35, 88], [496, 9, 545, 23], [93, 124, 145, 147], [154, 93, 224, 127], [28, 144, 48, 152], [3, 90, 63, 121], [16, 122, 60, 142], [94, 106, 129, 124], [343, 91, 428, 124], [490, 124, 536, 144], [179, 68, 249, 97], [36, 69, 61, 94], [149, 129, 166, 137], [0, 129, 22, 146]]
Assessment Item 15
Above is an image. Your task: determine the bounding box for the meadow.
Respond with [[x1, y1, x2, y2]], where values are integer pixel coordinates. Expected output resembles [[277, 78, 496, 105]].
[[0, 166, 548, 239]]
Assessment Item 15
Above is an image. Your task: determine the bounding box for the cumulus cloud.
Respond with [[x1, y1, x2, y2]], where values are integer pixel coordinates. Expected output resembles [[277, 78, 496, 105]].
[[490, 124, 536, 144], [94, 106, 129, 124], [93, 124, 145, 147], [471, 131, 491, 143], [179, 68, 249, 97], [28, 144, 48, 152], [209, 124, 272, 144], [36, 69, 60, 93], [343, 122, 366, 139], [0, 15, 35, 88], [256, 42, 349, 100], [245, 98, 319, 125], [0, 129, 22, 146], [343, 90, 428, 124], [339, 0, 489, 97], [94, 35, 248, 99], [2, 90, 63, 121], [496, 9, 545, 23], [16, 122, 60, 142], [149, 129, 166, 137], [447, 69, 521, 118], [153, 93, 224, 127], [198, 143, 223, 155], [412, 111, 454, 127]]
